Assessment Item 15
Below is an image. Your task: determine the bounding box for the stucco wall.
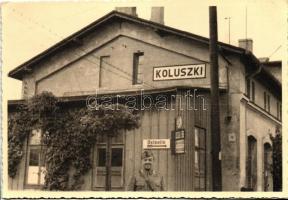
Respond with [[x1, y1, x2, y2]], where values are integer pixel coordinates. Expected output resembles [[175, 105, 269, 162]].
[[251, 78, 280, 119], [23, 20, 229, 98]]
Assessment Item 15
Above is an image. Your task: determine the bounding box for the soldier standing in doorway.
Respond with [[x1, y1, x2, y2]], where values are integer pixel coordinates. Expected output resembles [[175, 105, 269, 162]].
[[127, 150, 165, 191]]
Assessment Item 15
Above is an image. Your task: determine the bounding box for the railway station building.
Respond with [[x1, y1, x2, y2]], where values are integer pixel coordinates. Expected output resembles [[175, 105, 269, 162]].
[[8, 7, 282, 191]]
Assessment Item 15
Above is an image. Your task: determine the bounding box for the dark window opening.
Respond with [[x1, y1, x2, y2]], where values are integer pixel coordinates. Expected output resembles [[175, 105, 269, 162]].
[[97, 148, 123, 167], [251, 81, 255, 102], [132, 52, 144, 85], [264, 92, 270, 113], [264, 92, 267, 110], [267, 95, 270, 113], [246, 78, 251, 98]]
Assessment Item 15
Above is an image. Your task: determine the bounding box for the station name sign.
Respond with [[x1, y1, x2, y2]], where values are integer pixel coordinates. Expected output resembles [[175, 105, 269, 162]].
[[153, 64, 206, 81], [143, 139, 170, 149]]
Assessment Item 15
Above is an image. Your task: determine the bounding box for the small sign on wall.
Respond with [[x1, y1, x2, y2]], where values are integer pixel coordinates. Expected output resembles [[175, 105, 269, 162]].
[[153, 64, 206, 81], [143, 139, 170, 149], [171, 129, 185, 154]]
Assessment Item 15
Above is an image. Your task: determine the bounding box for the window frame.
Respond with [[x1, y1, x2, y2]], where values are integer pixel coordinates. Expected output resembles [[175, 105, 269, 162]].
[[251, 81, 255, 102], [246, 78, 251, 98], [193, 126, 206, 191], [24, 129, 46, 189], [264, 91, 267, 110], [263, 143, 272, 191], [246, 136, 257, 190], [132, 52, 144, 85], [92, 133, 125, 190], [267, 94, 270, 113]]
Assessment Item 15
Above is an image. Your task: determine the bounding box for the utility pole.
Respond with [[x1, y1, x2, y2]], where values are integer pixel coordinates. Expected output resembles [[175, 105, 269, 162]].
[[209, 6, 222, 191], [224, 17, 231, 44]]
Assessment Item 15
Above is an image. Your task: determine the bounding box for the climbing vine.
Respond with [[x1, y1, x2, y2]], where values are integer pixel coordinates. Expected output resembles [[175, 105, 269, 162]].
[[8, 104, 31, 178], [8, 92, 139, 190]]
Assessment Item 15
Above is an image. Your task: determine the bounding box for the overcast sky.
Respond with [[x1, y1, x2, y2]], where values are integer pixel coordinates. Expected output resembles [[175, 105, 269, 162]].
[[2, 0, 287, 100]]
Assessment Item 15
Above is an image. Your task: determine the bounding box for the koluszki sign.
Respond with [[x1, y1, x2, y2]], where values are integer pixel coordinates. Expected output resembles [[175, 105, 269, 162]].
[[153, 64, 206, 81]]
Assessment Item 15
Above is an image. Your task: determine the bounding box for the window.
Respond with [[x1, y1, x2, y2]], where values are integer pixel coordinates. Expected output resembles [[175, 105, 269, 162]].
[[277, 102, 282, 120], [246, 78, 250, 98], [251, 81, 255, 102], [246, 136, 257, 191], [264, 92, 266, 109], [132, 52, 144, 85], [97, 148, 123, 167], [194, 127, 206, 191], [263, 143, 272, 191], [280, 103, 282, 121], [264, 92, 270, 113], [99, 56, 110, 88], [26, 129, 46, 187], [267, 95, 270, 113], [93, 133, 124, 189]]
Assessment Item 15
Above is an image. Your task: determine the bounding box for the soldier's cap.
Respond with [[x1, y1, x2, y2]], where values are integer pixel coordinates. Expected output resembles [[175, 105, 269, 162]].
[[141, 150, 154, 159]]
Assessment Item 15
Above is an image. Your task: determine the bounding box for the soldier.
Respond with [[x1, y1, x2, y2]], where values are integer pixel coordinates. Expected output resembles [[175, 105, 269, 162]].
[[127, 150, 165, 191]]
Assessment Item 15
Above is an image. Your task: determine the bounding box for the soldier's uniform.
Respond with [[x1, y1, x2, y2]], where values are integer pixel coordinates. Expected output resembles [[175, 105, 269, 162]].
[[128, 169, 165, 191]]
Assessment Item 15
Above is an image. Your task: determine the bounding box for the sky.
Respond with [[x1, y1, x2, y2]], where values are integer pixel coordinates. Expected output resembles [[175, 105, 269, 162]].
[[2, 0, 287, 100]]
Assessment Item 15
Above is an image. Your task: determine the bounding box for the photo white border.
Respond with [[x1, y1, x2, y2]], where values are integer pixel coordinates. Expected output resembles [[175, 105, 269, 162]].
[[1, 0, 287, 198]]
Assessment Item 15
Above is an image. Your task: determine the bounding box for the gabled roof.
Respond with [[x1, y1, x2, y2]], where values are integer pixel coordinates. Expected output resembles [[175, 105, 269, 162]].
[[7, 10, 281, 94], [8, 10, 248, 80]]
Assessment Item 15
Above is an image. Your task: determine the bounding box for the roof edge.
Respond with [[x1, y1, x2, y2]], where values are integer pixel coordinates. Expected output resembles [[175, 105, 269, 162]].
[[8, 10, 246, 80]]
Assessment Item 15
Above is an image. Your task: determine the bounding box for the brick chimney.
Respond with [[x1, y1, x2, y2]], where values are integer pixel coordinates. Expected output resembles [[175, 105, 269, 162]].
[[150, 7, 164, 24], [115, 7, 138, 17], [238, 39, 253, 52]]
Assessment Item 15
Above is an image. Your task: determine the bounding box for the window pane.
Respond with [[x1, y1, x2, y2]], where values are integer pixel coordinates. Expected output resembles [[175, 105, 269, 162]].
[[112, 148, 123, 167], [97, 148, 123, 167], [199, 150, 206, 174], [30, 129, 41, 145], [40, 148, 46, 167], [29, 148, 40, 166], [194, 127, 206, 191], [199, 130, 205, 148], [194, 128, 199, 147], [27, 166, 39, 185], [98, 148, 106, 167], [133, 52, 144, 85], [194, 151, 199, 169]]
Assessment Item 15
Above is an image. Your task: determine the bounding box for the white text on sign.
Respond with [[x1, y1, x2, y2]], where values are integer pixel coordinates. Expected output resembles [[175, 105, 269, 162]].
[[153, 64, 206, 81]]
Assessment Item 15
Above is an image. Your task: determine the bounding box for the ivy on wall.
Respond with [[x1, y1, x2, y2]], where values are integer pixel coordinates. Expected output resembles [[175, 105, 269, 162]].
[[8, 92, 139, 190]]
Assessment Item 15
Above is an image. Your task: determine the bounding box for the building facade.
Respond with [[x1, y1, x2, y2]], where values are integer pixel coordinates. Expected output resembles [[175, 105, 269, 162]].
[[8, 7, 282, 191]]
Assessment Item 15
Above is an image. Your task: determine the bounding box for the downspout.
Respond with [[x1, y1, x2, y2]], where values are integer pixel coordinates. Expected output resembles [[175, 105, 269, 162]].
[[225, 65, 232, 122]]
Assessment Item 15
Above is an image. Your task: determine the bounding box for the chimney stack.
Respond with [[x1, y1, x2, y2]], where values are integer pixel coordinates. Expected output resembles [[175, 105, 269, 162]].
[[115, 7, 138, 17], [238, 39, 253, 52], [150, 7, 164, 24]]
